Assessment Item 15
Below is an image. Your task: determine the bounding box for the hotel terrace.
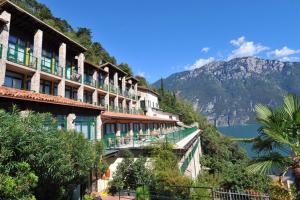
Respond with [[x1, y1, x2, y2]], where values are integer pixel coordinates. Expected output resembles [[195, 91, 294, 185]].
[[0, 0, 202, 195]]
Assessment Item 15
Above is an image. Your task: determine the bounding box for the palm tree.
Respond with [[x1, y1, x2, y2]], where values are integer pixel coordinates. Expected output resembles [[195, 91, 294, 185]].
[[245, 94, 300, 199]]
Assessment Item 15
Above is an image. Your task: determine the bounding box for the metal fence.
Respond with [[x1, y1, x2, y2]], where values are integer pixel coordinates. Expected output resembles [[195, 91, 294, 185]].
[[112, 185, 270, 200]]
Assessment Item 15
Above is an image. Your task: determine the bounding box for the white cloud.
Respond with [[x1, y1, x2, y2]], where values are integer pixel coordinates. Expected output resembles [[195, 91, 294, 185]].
[[185, 57, 215, 70], [268, 46, 300, 58], [201, 47, 210, 53], [228, 36, 269, 60], [278, 56, 300, 62], [137, 71, 145, 77]]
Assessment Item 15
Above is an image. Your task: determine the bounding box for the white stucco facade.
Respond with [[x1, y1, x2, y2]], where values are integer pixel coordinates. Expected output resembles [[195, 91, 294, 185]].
[[138, 87, 179, 121]]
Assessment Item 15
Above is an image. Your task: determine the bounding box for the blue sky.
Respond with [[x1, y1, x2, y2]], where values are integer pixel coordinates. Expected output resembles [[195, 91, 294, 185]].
[[38, 0, 300, 82]]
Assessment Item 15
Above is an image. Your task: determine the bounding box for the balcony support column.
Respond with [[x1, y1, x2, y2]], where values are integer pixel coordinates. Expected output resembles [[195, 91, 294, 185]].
[[31, 29, 43, 92], [67, 113, 76, 130], [139, 123, 143, 136], [77, 53, 84, 101], [0, 11, 11, 86], [116, 123, 121, 137], [58, 43, 66, 97], [129, 123, 133, 138], [77, 53, 84, 83], [113, 72, 118, 90], [114, 96, 118, 110], [129, 100, 133, 111], [96, 115, 102, 140], [92, 90, 98, 105], [77, 85, 84, 102], [104, 93, 109, 110], [122, 99, 126, 111], [134, 83, 138, 98], [121, 76, 126, 94]]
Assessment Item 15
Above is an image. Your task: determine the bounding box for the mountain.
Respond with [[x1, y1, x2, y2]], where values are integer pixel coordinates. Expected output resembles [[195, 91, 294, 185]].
[[153, 57, 300, 126]]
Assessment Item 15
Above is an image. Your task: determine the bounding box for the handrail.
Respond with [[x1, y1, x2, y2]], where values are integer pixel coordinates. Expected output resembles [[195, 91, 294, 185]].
[[65, 66, 81, 83], [7, 45, 37, 69], [84, 76, 97, 87], [102, 127, 197, 149], [41, 57, 63, 77]]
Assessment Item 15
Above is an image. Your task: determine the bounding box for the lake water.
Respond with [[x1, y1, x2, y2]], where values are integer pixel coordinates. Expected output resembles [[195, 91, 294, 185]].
[[218, 124, 260, 157]]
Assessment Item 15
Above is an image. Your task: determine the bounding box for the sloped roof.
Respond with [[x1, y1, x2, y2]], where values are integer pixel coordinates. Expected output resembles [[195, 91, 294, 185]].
[[0, 86, 104, 111], [102, 111, 177, 122]]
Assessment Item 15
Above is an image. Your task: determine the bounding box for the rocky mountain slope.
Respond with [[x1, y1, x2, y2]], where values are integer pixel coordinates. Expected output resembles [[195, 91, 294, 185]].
[[153, 57, 300, 126]]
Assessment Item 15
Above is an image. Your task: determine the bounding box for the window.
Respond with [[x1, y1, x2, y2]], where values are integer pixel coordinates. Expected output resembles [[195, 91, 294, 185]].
[[40, 80, 51, 94], [4, 71, 23, 89], [75, 116, 96, 140], [105, 123, 115, 134], [65, 86, 78, 100], [121, 124, 128, 133], [84, 91, 93, 104], [133, 123, 139, 132]]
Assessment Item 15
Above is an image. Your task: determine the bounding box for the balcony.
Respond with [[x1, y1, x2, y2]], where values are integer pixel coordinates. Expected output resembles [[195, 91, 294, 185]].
[[65, 66, 82, 83], [109, 105, 119, 112], [7, 46, 37, 69], [109, 83, 118, 94], [84, 76, 97, 88], [97, 82, 108, 91], [103, 127, 197, 149], [41, 58, 63, 77]]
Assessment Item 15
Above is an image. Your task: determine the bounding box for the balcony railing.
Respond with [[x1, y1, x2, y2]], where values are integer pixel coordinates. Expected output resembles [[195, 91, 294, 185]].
[[65, 66, 82, 83], [97, 82, 108, 91], [102, 127, 197, 150], [109, 83, 118, 94], [109, 105, 119, 112], [7, 46, 37, 69], [41, 58, 63, 77], [84, 77, 97, 87], [180, 139, 199, 173]]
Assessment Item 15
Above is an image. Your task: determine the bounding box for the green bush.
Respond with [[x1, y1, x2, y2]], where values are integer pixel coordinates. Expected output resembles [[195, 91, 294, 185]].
[[136, 186, 150, 200], [0, 108, 101, 200]]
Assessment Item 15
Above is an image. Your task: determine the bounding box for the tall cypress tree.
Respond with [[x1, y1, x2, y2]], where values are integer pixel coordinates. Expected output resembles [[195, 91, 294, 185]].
[[160, 78, 164, 96]]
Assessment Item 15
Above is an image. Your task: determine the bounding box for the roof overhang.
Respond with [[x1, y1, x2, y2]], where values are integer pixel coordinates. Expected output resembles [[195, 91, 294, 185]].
[[0, 86, 104, 111], [138, 86, 159, 96], [101, 111, 177, 123], [99, 62, 127, 76]]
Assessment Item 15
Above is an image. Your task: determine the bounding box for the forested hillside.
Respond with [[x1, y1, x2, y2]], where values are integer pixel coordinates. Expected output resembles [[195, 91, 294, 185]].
[[11, 0, 132, 70]]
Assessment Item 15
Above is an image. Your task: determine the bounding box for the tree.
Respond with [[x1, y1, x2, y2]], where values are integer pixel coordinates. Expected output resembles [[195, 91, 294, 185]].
[[244, 94, 300, 199], [119, 63, 133, 77], [160, 78, 164, 96], [135, 75, 149, 87], [0, 108, 98, 200], [151, 144, 192, 199], [109, 153, 153, 193]]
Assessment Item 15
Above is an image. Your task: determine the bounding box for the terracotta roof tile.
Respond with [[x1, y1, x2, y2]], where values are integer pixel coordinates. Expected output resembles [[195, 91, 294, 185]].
[[102, 111, 177, 122], [0, 86, 104, 111]]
